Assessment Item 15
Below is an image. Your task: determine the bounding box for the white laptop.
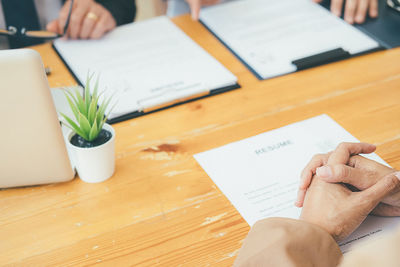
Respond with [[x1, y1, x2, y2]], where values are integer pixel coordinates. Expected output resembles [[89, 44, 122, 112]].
[[0, 49, 75, 188]]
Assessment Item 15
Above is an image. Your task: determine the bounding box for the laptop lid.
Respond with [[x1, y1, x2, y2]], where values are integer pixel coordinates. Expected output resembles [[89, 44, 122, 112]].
[[0, 49, 75, 188]]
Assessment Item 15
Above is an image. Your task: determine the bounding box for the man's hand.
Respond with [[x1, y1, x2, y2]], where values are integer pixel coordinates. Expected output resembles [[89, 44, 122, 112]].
[[300, 173, 400, 242], [316, 156, 400, 216], [296, 142, 376, 207], [313, 0, 378, 24], [185, 0, 220, 20], [46, 0, 117, 40]]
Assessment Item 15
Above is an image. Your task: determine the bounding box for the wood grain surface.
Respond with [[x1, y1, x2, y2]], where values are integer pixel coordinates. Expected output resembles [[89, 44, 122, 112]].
[[1, 15, 400, 266]]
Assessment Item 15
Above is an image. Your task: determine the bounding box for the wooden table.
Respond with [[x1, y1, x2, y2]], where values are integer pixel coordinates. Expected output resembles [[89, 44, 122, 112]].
[[1, 15, 400, 266]]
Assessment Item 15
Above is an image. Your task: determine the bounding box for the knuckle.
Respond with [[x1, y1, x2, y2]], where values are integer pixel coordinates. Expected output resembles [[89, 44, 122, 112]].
[[312, 153, 324, 161], [333, 165, 347, 179], [323, 152, 332, 164], [348, 4, 356, 11], [70, 14, 81, 24], [349, 155, 361, 166], [386, 176, 400, 191], [311, 154, 320, 161], [338, 165, 348, 177], [338, 142, 349, 150]]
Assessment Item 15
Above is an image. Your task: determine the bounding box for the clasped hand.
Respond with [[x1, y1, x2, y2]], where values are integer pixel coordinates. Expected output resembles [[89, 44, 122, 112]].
[[297, 142, 400, 241]]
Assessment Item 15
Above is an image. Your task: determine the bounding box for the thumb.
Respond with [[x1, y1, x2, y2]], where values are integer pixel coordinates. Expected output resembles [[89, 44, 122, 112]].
[[360, 172, 400, 208], [46, 20, 59, 33], [316, 164, 375, 190], [189, 0, 201, 20]]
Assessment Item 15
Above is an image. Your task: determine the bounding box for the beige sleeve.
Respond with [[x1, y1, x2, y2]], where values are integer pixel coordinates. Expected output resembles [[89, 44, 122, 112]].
[[234, 217, 343, 267]]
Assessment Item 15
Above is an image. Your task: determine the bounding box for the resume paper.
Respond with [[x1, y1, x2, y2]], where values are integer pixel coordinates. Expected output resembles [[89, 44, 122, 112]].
[[194, 115, 400, 252]]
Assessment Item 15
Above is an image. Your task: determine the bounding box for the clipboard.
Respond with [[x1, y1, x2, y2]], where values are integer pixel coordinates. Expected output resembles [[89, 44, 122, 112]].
[[52, 17, 240, 124], [320, 0, 400, 49], [53, 43, 239, 124], [200, 0, 398, 80], [200, 21, 383, 80]]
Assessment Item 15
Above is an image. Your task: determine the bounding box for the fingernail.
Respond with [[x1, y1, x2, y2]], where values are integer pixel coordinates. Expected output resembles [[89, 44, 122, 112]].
[[316, 166, 333, 178], [294, 193, 300, 206], [294, 197, 302, 207], [395, 171, 400, 180], [345, 16, 354, 24]]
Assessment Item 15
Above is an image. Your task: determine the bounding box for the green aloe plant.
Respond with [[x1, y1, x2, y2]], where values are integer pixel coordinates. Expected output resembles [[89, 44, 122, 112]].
[[61, 74, 113, 142]]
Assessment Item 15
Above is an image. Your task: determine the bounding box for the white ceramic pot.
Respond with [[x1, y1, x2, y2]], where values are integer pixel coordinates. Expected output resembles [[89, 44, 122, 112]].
[[66, 123, 115, 183]]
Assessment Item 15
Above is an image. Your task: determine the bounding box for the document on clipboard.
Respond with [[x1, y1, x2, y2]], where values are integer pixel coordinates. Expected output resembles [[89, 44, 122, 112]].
[[53, 16, 239, 123], [200, 0, 381, 80], [194, 115, 400, 253]]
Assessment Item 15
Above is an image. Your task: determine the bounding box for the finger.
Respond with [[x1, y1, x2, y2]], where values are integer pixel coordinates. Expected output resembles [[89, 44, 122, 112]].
[[327, 142, 376, 165], [355, 0, 369, 24], [300, 153, 329, 189], [296, 153, 330, 207], [188, 0, 201, 20], [295, 189, 307, 207], [348, 154, 369, 168], [80, 8, 101, 39], [344, 0, 358, 24], [316, 164, 372, 189], [312, 0, 323, 2], [46, 20, 59, 33], [89, 12, 115, 39], [296, 153, 329, 207], [57, 0, 74, 35], [69, 1, 92, 39], [203, 0, 220, 5], [369, 0, 378, 18], [372, 202, 400, 216], [359, 172, 400, 209], [330, 0, 344, 17]]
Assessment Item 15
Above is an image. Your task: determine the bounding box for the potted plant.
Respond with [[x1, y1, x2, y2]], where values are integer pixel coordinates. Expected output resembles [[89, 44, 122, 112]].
[[61, 75, 115, 183]]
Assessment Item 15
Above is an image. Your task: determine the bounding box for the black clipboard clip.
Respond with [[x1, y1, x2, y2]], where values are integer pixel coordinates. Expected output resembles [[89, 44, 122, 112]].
[[292, 48, 351, 71]]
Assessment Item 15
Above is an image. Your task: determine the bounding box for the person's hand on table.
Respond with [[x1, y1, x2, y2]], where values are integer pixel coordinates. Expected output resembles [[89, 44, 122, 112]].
[[296, 142, 377, 207], [185, 0, 221, 20], [300, 172, 400, 241], [46, 0, 117, 40], [312, 0, 379, 24], [297, 142, 400, 216]]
